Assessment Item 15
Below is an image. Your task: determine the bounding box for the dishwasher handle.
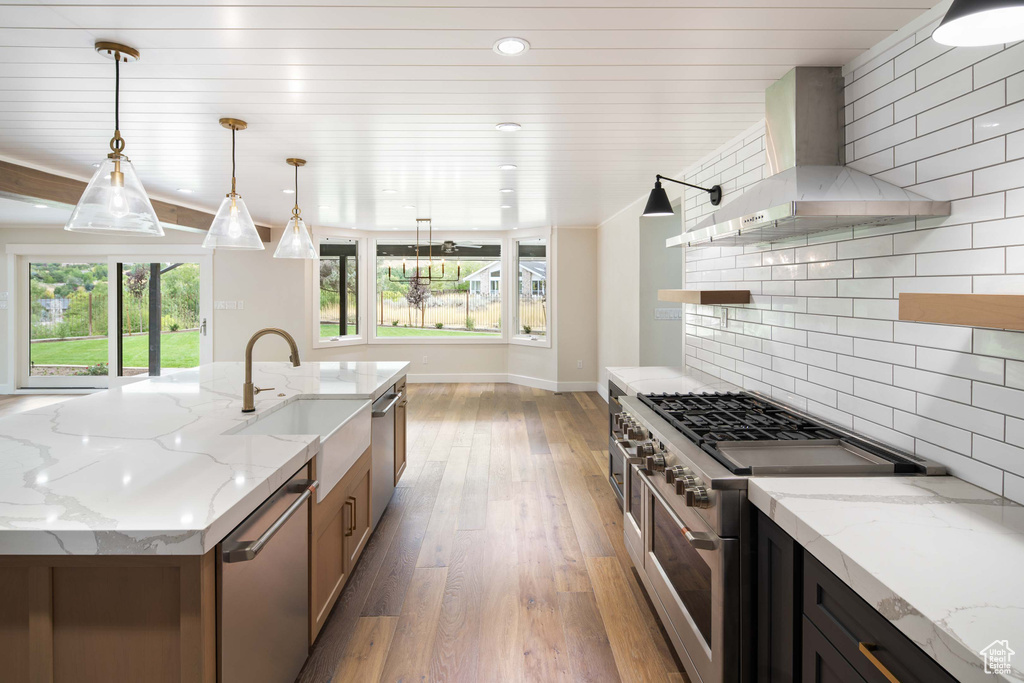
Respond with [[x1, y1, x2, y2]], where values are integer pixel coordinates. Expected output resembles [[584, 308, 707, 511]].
[[223, 479, 318, 563], [372, 391, 403, 418]]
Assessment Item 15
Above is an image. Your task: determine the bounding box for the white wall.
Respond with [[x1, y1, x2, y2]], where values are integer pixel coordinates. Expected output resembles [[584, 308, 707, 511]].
[[680, 10, 1024, 503], [554, 227, 599, 389], [596, 201, 642, 392]]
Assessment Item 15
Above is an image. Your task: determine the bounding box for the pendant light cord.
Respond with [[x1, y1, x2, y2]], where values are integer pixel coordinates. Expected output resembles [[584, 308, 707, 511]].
[[294, 164, 299, 214], [114, 57, 120, 133]]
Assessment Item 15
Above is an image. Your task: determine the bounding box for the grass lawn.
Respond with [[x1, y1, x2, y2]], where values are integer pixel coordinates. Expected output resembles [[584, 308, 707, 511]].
[[30, 331, 200, 368], [318, 323, 358, 338]]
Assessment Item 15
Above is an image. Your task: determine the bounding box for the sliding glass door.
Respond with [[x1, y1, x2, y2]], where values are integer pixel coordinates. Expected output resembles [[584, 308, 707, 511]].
[[17, 252, 212, 389]]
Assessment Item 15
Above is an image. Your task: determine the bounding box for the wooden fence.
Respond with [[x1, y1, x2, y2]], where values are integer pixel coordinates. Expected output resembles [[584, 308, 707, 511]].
[[377, 290, 547, 333]]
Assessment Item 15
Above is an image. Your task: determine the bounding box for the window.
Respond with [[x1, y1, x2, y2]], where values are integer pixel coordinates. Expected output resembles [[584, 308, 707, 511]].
[[318, 238, 358, 341], [375, 240, 502, 339], [515, 238, 548, 339]]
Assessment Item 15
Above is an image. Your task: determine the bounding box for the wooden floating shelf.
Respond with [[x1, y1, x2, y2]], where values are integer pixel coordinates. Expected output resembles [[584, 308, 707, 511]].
[[658, 289, 751, 305], [899, 293, 1024, 332]]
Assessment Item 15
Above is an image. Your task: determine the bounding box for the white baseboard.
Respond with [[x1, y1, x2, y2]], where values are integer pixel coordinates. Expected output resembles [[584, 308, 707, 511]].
[[0, 383, 13, 395], [407, 373, 599, 394]]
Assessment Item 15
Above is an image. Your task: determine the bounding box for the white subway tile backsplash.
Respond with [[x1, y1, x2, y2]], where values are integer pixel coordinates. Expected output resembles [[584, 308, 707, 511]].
[[893, 225, 972, 254], [852, 299, 900, 320], [854, 338, 916, 366], [894, 366, 972, 403], [973, 217, 1024, 248], [974, 382, 1024, 420], [682, 39, 1024, 504], [837, 278, 893, 299], [854, 255, 916, 278], [917, 248, 1005, 276], [838, 355, 893, 383], [894, 121, 973, 167], [918, 394, 1004, 440], [917, 82, 1005, 136], [894, 410, 973, 455], [917, 347, 1004, 383], [837, 234, 892, 260], [916, 138, 1005, 183], [894, 322, 972, 351]]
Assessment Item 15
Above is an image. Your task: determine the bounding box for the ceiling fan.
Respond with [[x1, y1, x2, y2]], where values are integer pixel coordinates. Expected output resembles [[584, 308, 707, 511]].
[[441, 240, 483, 254]]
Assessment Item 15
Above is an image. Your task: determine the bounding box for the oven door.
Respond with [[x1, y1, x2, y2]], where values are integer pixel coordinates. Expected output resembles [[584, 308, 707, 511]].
[[641, 471, 740, 683]]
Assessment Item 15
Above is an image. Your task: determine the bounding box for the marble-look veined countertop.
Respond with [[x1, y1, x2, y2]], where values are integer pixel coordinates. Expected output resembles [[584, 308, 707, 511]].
[[0, 361, 408, 556], [750, 476, 1024, 683], [606, 366, 739, 397]]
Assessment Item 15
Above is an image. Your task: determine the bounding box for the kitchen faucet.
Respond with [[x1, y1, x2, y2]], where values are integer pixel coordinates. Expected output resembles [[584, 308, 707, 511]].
[[242, 328, 300, 412]]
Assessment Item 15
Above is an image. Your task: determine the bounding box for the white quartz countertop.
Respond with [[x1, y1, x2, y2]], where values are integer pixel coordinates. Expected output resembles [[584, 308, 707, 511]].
[[606, 366, 739, 396], [750, 476, 1024, 683], [0, 361, 408, 556]]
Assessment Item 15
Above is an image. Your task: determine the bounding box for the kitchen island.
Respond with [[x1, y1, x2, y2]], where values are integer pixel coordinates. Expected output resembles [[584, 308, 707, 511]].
[[0, 360, 408, 683]]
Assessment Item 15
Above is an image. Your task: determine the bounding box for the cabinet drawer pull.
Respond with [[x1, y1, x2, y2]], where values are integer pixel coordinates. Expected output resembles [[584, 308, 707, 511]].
[[343, 498, 355, 537], [859, 642, 900, 683]]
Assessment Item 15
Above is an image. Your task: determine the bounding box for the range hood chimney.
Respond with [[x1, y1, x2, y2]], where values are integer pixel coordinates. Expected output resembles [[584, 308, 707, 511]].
[[670, 67, 950, 247]]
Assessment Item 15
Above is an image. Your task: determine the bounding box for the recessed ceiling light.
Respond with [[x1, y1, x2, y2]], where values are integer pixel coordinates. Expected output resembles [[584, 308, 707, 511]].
[[33, 204, 47, 209], [403, 204, 416, 209], [493, 37, 530, 56], [91, 162, 101, 168], [319, 205, 331, 211], [500, 188, 515, 193], [177, 188, 194, 194], [495, 122, 521, 132], [382, 189, 397, 194], [282, 188, 294, 194], [499, 163, 518, 170], [501, 205, 512, 209]]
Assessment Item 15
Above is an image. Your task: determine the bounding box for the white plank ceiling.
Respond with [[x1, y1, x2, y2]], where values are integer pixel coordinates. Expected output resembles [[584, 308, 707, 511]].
[[0, 1, 936, 231]]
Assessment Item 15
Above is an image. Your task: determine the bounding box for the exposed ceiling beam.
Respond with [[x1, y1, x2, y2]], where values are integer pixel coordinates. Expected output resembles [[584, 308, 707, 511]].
[[0, 160, 272, 242]]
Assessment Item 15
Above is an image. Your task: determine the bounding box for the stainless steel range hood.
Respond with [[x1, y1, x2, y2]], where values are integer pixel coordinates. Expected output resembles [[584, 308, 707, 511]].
[[669, 67, 950, 248]]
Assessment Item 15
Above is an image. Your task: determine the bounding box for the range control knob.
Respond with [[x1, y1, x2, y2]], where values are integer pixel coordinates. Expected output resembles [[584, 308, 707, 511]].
[[685, 486, 711, 509], [645, 453, 666, 471], [664, 466, 687, 485], [628, 426, 646, 441], [674, 474, 699, 494], [637, 442, 656, 458]]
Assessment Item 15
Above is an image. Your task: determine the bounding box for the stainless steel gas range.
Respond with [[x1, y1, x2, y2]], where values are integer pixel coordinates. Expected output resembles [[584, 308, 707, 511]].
[[612, 391, 943, 683]]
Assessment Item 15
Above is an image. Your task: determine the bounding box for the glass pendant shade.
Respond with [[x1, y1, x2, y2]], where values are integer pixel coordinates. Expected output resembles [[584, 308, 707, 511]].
[[933, 0, 1024, 46], [202, 195, 264, 250], [273, 215, 317, 259], [65, 155, 164, 236]]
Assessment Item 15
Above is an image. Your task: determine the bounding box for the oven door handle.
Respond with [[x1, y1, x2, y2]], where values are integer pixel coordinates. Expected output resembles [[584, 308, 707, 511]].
[[640, 470, 719, 551]]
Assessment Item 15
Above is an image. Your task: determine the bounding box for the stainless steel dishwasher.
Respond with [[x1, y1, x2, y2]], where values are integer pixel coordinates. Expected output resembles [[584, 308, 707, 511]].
[[219, 465, 317, 683], [371, 385, 402, 529]]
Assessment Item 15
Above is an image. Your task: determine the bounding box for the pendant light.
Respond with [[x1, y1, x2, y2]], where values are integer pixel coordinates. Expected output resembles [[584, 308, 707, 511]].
[[273, 158, 317, 259], [642, 174, 722, 218], [933, 0, 1024, 46], [202, 118, 264, 250], [65, 42, 163, 236]]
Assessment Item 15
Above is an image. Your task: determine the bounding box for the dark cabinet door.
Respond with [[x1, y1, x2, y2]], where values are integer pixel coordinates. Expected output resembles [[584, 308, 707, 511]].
[[802, 617, 868, 683], [756, 510, 801, 683]]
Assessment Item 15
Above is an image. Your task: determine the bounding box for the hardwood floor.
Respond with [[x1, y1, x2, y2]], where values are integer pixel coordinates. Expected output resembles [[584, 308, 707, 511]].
[[299, 383, 686, 683]]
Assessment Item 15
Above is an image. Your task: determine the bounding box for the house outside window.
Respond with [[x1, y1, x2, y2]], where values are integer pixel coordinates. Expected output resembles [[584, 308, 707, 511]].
[[515, 238, 548, 339], [375, 240, 502, 339]]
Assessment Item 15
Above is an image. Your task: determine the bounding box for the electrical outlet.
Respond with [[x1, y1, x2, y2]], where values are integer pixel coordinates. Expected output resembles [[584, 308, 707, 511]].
[[422, 355, 428, 365], [577, 360, 583, 369], [719, 308, 728, 327]]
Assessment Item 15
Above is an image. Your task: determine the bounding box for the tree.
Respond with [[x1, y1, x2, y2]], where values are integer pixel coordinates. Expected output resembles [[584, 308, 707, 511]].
[[124, 264, 148, 334], [405, 275, 430, 327]]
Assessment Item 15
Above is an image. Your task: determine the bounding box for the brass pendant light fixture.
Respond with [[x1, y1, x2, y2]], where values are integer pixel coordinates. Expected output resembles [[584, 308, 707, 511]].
[[202, 118, 264, 250], [65, 42, 163, 236], [273, 158, 317, 259], [387, 218, 461, 283]]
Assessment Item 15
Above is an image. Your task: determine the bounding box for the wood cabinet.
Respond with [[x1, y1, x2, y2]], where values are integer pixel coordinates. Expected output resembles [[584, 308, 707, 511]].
[[0, 554, 217, 683], [394, 377, 407, 485], [755, 508, 957, 683], [309, 445, 372, 643]]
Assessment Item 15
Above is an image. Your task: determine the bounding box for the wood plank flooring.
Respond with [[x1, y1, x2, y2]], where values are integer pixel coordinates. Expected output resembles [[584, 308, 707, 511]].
[[299, 383, 686, 683]]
